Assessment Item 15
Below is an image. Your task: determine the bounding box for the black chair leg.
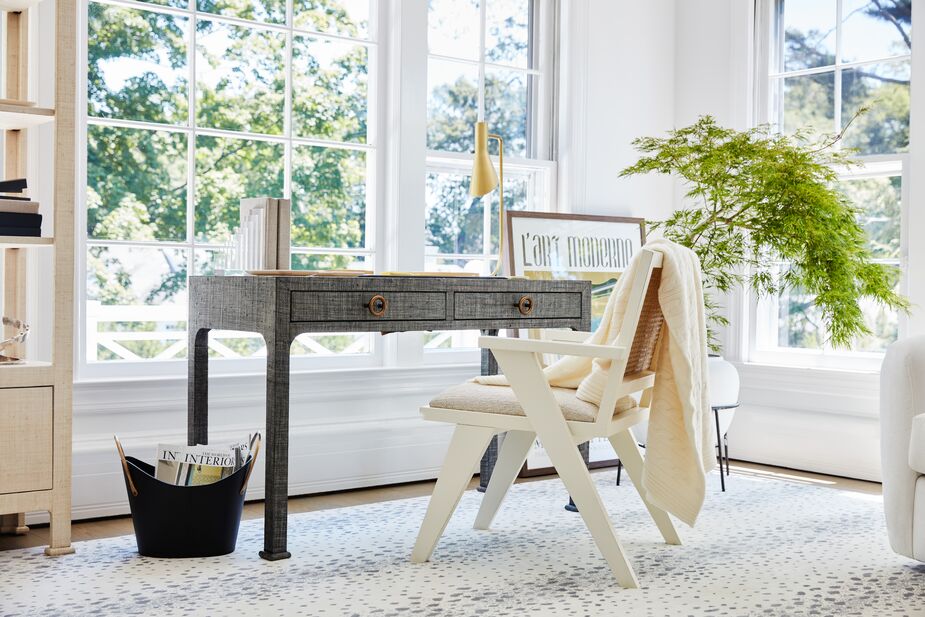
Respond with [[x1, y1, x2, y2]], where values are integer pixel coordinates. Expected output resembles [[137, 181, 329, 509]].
[[714, 407, 725, 492], [723, 436, 729, 476], [616, 460, 622, 486]]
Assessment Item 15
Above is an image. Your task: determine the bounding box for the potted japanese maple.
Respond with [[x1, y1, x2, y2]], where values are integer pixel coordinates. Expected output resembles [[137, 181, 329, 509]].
[[620, 115, 909, 452]]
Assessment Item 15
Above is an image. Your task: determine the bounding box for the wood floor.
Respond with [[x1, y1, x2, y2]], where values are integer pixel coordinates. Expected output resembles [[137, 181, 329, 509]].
[[0, 461, 881, 552]]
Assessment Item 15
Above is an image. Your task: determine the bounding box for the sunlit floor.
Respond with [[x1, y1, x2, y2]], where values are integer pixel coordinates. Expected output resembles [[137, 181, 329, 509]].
[[0, 460, 881, 552]]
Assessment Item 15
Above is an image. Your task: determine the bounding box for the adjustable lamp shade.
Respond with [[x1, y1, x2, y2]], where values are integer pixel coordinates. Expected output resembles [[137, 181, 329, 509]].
[[469, 121, 505, 275], [470, 122, 499, 197]]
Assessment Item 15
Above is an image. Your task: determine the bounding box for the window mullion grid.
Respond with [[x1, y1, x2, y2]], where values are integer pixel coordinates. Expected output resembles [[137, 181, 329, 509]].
[[769, 53, 912, 79], [427, 52, 540, 76], [477, 0, 486, 121], [832, 0, 844, 161], [478, 1, 488, 270], [93, 0, 374, 48], [283, 0, 294, 251], [186, 0, 197, 276], [85, 0, 383, 368]]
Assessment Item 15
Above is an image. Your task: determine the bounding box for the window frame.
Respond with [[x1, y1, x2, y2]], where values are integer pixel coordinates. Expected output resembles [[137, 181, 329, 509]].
[[422, 0, 558, 361], [748, 0, 911, 370], [74, 0, 559, 380], [76, 0, 383, 380]]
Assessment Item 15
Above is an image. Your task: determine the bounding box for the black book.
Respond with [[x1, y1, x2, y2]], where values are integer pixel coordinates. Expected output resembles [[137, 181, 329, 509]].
[[0, 178, 27, 193], [0, 212, 41, 227], [0, 226, 40, 237]]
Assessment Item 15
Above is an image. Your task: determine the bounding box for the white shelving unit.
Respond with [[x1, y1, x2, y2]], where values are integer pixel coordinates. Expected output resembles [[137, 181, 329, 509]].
[[0, 0, 77, 555], [0, 103, 54, 129], [0, 236, 53, 248]]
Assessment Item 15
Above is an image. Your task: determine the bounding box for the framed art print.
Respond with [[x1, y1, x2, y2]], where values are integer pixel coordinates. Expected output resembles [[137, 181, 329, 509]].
[[505, 211, 646, 476]]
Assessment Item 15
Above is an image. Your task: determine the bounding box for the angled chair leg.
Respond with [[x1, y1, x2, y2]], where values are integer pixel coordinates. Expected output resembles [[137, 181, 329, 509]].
[[543, 432, 640, 588], [609, 430, 682, 545], [492, 349, 640, 588], [412, 424, 497, 563], [474, 429, 536, 530]]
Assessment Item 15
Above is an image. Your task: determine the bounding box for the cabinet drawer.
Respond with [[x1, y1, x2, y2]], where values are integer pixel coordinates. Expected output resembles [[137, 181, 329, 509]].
[[0, 387, 53, 495], [290, 291, 446, 322], [454, 291, 583, 320]]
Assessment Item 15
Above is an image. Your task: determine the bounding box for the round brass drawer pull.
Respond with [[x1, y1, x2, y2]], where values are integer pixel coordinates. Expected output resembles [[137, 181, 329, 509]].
[[516, 295, 534, 316], [368, 295, 388, 317]]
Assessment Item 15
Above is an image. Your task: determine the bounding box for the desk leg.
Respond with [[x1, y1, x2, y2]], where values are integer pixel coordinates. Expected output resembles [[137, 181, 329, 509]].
[[188, 327, 211, 446], [478, 329, 500, 492], [259, 333, 292, 561]]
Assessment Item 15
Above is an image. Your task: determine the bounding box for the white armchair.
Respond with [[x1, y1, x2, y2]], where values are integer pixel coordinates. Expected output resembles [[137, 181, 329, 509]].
[[410, 249, 680, 588], [880, 335, 925, 562]]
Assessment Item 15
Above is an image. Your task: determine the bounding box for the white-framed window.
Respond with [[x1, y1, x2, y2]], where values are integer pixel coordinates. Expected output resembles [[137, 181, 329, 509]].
[[423, 0, 557, 353], [751, 0, 911, 369], [79, 0, 380, 378], [77, 0, 559, 378]]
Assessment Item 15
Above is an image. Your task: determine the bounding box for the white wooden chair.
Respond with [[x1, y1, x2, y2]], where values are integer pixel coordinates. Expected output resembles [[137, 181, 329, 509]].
[[411, 249, 680, 588]]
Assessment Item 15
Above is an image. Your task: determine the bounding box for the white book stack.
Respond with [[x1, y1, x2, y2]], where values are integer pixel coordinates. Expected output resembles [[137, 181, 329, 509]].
[[223, 197, 291, 272]]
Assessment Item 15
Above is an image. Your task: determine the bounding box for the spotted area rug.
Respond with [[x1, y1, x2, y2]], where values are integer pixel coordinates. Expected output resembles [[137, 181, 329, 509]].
[[3, 472, 924, 617]]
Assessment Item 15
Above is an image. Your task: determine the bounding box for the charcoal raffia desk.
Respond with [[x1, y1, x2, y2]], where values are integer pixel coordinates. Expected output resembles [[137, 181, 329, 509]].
[[188, 274, 591, 560]]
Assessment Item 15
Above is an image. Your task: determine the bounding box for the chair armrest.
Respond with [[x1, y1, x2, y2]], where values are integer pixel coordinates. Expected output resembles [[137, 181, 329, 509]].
[[541, 329, 592, 343], [478, 335, 625, 360], [909, 414, 925, 474]]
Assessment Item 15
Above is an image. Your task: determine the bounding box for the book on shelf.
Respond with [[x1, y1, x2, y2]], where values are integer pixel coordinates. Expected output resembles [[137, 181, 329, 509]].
[[0, 212, 41, 227], [0, 212, 41, 237], [154, 433, 259, 486], [0, 226, 40, 237], [0, 200, 39, 213], [0, 180, 39, 230], [0, 178, 27, 194]]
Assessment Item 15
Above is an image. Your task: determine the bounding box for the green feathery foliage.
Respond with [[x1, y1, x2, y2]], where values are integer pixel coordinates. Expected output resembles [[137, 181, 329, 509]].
[[620, 115, 909, 352]]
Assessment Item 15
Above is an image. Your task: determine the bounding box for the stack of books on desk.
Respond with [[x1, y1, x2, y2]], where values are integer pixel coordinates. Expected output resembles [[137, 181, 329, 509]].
[[0, 178, 41, 237]]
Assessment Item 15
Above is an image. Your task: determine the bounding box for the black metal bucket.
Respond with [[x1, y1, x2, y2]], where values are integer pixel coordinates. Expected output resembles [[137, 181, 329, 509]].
[[120, 456, 253, 558]]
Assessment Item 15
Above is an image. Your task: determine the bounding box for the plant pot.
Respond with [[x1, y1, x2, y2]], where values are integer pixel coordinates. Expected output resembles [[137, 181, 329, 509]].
[[708, 355, 740, 439], [629, 355, 740, 447]]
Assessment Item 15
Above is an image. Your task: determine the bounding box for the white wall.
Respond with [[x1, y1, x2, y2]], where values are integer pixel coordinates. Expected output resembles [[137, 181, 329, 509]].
[[673, 0, 739, 129], [559, 0, 677, 222]]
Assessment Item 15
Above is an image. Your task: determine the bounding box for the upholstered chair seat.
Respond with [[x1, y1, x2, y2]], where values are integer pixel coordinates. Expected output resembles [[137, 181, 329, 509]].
[[430, 383, 637, 423]]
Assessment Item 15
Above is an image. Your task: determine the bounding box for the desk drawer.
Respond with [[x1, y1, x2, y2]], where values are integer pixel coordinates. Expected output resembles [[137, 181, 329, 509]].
[[454, 291, 583, 320], [291, 291, 446, 322]]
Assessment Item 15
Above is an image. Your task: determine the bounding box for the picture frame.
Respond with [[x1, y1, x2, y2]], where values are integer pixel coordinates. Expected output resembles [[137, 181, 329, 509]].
[[505, 211, 647, 477]]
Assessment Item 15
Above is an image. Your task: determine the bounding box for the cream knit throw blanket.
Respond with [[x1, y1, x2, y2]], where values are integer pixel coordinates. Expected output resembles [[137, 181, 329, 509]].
[[475, 238, 714, 526]]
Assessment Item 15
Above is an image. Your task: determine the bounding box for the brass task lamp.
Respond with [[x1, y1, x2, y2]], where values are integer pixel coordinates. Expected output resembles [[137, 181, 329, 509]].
[[469, 121, 505, 276]]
